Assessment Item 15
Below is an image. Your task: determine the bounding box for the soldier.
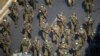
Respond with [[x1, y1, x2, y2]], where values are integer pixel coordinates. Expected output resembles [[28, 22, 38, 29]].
[[64, 26, 73, 44], [73, 25, 86, 56], [0, 18, 11, 56], [78, 25, 87, 41], [67, 0, 75, 6], [22, 23, 32, 39], [58, 38, 70, 56], [71, 12, 79, 33], [85, 16, 95, 38], [20, 37, 31, 53], [43, 39, 52, 56], [23, 4, 34, 24], [39, 15, 47, 28], [42, 23, 50, 41], [57, 12, 67, 35], [45, 0, 52, 7], [38, 5, 48, 27], [17, 0, 23, 5], [1, 31, 11, 56], [91, 29, 96, 40], [30, 0, 37, 9], [1, 17, 10, 35], [9, 2, 19, 25], [74, 35, 84, 56], [17, 0, 28, 6], [0, 35, 3, 44], [51, 24, 61, 44], [57, 12, 66, 23], [38, 5, 48, 20], [84, 0, 94, 15], [32, 37, 42, 56], [25, 23, 32, 34]]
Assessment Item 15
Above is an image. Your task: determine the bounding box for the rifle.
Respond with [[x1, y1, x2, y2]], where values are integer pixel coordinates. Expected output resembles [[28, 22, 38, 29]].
[[50, 27, 60, 38]]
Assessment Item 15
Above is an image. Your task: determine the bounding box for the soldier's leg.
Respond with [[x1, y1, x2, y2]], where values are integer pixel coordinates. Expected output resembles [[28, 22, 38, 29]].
[[34, 49, 37, 56], [3, 45, 10, 56]]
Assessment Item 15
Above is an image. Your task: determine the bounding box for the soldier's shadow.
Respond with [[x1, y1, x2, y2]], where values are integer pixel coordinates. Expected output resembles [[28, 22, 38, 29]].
[[49, 31, 54, 42], [0, 44, 3, 50], [8, 13, 18, 25], [38, 30, 45, 41], [82, 1, 88, 13], [37, 13, 41, 20], [44, 0, 49, 5]]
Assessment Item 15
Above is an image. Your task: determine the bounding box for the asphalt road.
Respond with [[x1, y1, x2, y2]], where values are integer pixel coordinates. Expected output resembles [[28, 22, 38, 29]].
[[0, 0, 100, 56]]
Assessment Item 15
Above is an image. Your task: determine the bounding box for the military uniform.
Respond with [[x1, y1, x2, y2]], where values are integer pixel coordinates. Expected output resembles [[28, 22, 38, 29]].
[[38, 5, 48, 27], [42, 23, 50, 40], [0, 17, 12, 56], [64, 27, 73, 44], [9, 2, 19, 25], [0, 29, 11, 56], [23, 23, 32, 39], [84, 0, 94, 14], [74, 37, 84, 56], [71, 13, 79, 32], [45, 0, 52, 7], [33, 37, 42, 56], [39, 5, 48, 19], [24, 5, 34, 24], [78, 25, 87, 41], [2, 17, 10, 35], [58, 38, 70, 56], [85, 16, 94, 38], [39, 15, 47, 28], [30, 0, 37, 9], [20, 37, 31, 53], [51, 24, 61, 43], [44, 40, 52, 56], [57, 12, 67, 35], [17, 0, 28, 6]]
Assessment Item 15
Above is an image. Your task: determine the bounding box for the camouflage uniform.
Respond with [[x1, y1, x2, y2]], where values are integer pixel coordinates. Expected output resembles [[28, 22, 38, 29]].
[[9, 2, 19, 25], [51, 24, 61, 43], [85, 16, 94, 39], [64, 26, 73, 44], [57, 12, 66, 35], [1, 17, 10, 35], [84, 0, 94, 14], [73, 26, 86, 56], [24, 5, 34, 24], [20, 37, 31, 53], [44, 40, 52, 56], [30, 0, 37, 9], [0, 17, 11, 56], [32, 37, 42, 56], [42, 23, 50, 41], [38, 5, 48, 27], [58, 38, 70, 56], [78, 25, 87, 41], [39, 15, 47, 28], [71, 13, 79, 32], [74, 36, 84, 56], [17, 0, 28, 6], [45, 0, 52, 7], [23, 23, 32, 39], [1, 30, 11, 56]]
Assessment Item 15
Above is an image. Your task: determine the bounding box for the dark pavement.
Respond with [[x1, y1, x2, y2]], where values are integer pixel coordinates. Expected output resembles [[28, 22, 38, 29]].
[[0, 0, 100, 56]]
